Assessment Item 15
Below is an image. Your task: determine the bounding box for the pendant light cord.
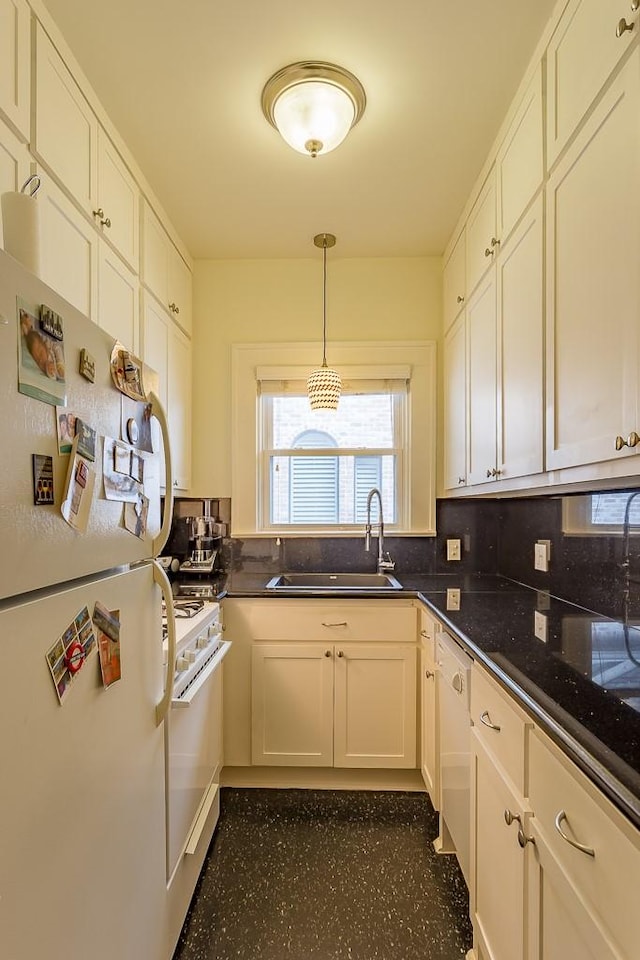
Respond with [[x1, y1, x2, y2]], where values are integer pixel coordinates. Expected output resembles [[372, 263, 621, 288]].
[[322, 240, 328, 367]]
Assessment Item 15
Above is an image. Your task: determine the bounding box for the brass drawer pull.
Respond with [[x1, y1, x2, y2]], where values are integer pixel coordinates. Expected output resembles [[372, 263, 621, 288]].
[[554, 810, 595, 858], [480, 710, 501, 732], [322, 621, 347, 627]]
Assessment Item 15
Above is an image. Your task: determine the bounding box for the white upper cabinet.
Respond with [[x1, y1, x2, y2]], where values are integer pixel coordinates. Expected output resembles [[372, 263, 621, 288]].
[[443, 311, 468, 490], [97, 241, 139, 352], [95, 128, 139, 270], [547, 0, 640, 166], [467, 269, 498, 485], [443, 229, 466, 332], [496, 63, 544, 244], [0, 118, 30, 247], [142, 199, 192, 336], [0, 0, 30, 140], [33, 23, 97, 215], [466, 170, 498, 298], [497, 195, 544, 480], [546, 52, 640, 472], [38, 174, 97, 321]]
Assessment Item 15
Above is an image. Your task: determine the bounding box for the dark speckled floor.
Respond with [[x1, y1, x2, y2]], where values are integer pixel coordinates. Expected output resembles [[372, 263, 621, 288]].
[[173, 788, 472, 960]]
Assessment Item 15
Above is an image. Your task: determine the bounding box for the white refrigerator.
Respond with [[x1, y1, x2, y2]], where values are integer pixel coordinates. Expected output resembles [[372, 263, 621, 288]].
[[0, 249, 180, 960]]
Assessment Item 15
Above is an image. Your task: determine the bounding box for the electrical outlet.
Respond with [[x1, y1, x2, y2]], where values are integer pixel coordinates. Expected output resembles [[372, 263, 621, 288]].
[[536, 590, 551, 612], [447, 538, 461, 561], [446, 588, 461, 611], [534, 541, 549, 572], [534, 610, 548, 643]]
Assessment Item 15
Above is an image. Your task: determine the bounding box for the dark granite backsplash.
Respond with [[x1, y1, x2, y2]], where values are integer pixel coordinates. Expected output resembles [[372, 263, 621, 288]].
[[228, 487, 640, 621]]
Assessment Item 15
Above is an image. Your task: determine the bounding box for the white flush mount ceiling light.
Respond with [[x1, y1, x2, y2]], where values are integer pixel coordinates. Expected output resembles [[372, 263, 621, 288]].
[[261, 61, 366, 158], [307, 233, 341, 410]]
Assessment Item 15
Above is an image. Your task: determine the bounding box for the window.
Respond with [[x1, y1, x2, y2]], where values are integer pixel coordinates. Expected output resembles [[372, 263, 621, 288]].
[[231, 341, 436, 536], [563, 490, 640, 535], [262, 388, 403, 529]]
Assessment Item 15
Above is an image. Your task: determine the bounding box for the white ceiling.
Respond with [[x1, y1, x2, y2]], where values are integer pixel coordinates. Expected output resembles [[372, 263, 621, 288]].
[[41, 0, 556, 260]]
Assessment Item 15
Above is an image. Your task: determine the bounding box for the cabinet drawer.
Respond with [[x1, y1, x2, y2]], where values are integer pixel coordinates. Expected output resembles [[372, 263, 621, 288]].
[[470, 664, 530, 794], [529, 729, 640, 960], [232, 599, 417, 642]]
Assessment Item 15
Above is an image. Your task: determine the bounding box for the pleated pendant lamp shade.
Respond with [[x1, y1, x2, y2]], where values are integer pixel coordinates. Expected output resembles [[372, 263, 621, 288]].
[[308, 233, 341, 410]]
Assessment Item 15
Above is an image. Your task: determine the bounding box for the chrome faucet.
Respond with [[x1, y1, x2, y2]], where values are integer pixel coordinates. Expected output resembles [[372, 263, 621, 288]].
[[365, 488, 395, 573]]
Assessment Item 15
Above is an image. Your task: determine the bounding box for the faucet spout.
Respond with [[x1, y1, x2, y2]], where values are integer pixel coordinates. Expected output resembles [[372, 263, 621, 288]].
[[364, 488, 394, 573]]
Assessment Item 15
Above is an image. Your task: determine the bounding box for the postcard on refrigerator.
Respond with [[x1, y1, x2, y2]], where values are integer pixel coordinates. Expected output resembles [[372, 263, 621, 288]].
[[17, 297, 66, 406], [45, 605, 96, 704], [102, 437, 140, 502], [124, 493, 149, 540], [110, 343, 146, 402], [60, 437, 96, 533], [56, 407, 78, 454], [75, 418, 97, 461], [94, 602, 121, 688]]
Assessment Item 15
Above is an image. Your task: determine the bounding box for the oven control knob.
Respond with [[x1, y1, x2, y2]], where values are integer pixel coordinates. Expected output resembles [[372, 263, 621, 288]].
[[207, 623, 219, 637], [176, 656, 190, 673], [196, 634, 210, 649], [185, 650, 198, 663]]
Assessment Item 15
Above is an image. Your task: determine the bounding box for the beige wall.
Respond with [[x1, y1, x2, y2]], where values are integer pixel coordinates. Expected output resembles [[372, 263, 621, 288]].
[[191, 256, 442, 497]]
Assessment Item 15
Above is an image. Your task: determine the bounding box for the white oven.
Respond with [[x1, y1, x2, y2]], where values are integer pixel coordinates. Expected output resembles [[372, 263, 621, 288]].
[[163, 601, 231, 882]]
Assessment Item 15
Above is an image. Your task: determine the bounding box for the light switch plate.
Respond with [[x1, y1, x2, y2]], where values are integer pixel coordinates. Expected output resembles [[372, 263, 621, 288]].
[[534, 610, 548, 643], [447, 539, 461, 561], [446, 588, 461, 610], [534, 542, 549, 572]]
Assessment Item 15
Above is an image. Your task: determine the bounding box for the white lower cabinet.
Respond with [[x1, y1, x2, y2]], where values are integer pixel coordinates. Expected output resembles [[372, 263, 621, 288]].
[[223, 599, 418, 772], [251, 640, 416, 768], [468, 665, 640, 960], [419, 609, 439, 807]]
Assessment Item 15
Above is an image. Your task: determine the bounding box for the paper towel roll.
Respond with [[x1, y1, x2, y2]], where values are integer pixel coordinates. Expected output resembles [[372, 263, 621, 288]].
[[1, 190, 41, 277]]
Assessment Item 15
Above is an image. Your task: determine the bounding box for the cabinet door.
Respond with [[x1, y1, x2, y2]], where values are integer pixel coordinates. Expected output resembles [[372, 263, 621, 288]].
[[33, 23, 97, 214], [547, 0, 639, 166], [333, 643, 416, 768], [98, 242, 139, 352], [497, 195, 544, 480], [443, 311, 468, 489], [443, 229, 466, 332], [168, 323, 192, 492], [467, 270, 497, 485], [420, 612, 439, 807], [497, 63, 543, 244], [0, 118, 30, 238], [168, 247, 192, 336], [546, 54, 640, 471], [39, 176, 97, 320], [251, 642, 334, 766], [471, 735, 530, 960], [141, 200, 169, 305], [96, 128, 139, 269], [0, 0, 30, 139], [142, 293, 168, 409], [527, 827, 621, 960], [466, 171, 497, 297]]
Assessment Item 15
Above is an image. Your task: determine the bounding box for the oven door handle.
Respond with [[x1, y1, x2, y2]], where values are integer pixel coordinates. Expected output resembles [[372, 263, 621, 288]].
[[153, 559, 176, 726], [171, 641, 232, 707]]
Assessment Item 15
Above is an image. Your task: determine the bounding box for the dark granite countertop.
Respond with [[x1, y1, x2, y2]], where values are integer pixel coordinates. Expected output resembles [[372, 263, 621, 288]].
[[219, 570, 640, 830]]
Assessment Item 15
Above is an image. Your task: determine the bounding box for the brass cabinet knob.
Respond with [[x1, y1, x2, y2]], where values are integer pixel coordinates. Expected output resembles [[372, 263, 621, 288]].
[[324, 650, 332, 657], [615, 431, 639, 450], [616, 17, 635, 36], [456, 295, 465, 304], [337, 650, 344, 658], [458, 476, 466, 485], [169, 302, 180, 315]]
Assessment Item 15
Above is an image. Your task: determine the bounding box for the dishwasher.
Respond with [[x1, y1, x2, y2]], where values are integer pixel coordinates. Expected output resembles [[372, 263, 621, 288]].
[[435, 629, 473, 887]]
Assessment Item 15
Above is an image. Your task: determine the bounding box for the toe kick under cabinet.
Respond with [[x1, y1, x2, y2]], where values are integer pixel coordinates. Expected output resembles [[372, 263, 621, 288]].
[[223, 599, 418, 769]]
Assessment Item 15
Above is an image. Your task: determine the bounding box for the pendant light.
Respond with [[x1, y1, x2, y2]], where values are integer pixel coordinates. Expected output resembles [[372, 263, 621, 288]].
[[307, 233, 341, 410], [261, 62, 366, 158]]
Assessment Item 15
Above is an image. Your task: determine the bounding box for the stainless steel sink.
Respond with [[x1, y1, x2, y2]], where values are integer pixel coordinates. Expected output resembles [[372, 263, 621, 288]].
[[265, 572, 403, 591]]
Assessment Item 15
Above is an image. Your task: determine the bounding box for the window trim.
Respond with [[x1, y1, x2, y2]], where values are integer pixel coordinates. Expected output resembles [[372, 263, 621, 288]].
[[231, 340, 436, 537]]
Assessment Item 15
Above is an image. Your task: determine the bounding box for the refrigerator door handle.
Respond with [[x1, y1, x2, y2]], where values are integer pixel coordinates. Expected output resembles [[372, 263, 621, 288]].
[[149, 390, 174, 557], [153, 559, 176, 726]]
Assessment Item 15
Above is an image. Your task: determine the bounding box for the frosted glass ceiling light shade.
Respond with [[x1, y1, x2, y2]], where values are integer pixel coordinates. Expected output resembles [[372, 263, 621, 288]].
[[262, 62, 366, 158], [308, 233, 341, 410]]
